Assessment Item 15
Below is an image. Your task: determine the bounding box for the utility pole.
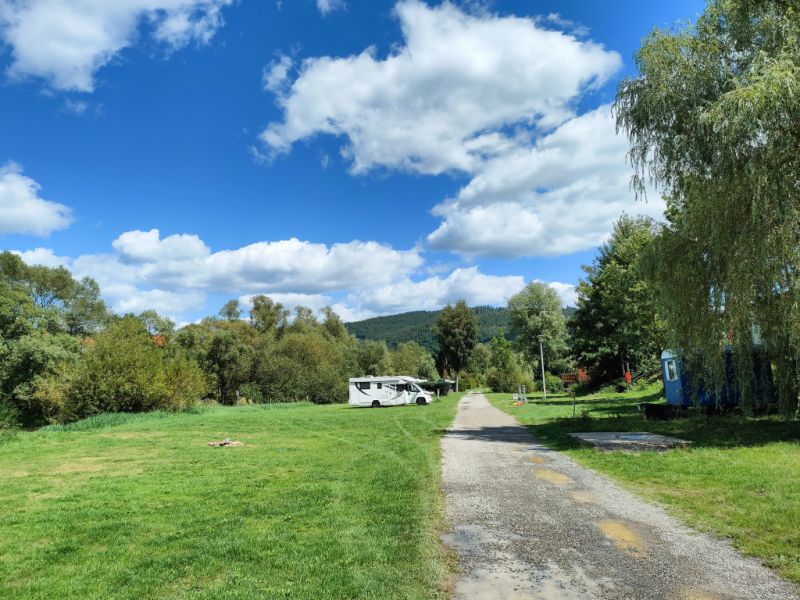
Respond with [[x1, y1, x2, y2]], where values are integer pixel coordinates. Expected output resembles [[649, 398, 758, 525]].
[[539, 336, 547, 401]]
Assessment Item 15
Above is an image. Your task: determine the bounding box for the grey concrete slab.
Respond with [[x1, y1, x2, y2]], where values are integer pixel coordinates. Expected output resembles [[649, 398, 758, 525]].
[[569, 432, 692, 451]]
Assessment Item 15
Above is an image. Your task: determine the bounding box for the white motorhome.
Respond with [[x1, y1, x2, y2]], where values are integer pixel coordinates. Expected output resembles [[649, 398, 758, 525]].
[[348, 376, 433, 408]]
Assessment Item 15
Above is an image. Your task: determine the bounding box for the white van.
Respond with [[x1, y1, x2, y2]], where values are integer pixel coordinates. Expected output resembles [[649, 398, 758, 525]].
[[348, 376, 433, 408]]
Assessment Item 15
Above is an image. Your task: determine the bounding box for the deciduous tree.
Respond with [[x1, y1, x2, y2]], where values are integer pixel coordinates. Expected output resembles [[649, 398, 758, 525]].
[[507, 283, 569, 374], [432, 300, 478, 391], [570, 216, 664, 386], [616, 0, 800, 412]]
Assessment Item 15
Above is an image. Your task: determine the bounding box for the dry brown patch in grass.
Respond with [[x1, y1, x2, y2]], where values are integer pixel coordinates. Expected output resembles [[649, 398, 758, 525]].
[[27, 491, 61, 502], [52, 457, 107, 474], [4, 469, 30, 477]]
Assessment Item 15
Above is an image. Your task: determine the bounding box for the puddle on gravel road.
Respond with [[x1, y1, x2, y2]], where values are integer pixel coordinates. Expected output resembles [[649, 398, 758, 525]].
[[570, 490, 595, 503], [528, 455, 547, 464], [674, 586, 734, 600], [455, 560, 606, 600], [533, 468, 572, 486], [598, 519, 649, 557]]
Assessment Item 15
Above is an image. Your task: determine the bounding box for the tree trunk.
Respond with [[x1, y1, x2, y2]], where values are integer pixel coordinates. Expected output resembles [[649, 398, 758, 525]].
[[455, 372, 460, 393]]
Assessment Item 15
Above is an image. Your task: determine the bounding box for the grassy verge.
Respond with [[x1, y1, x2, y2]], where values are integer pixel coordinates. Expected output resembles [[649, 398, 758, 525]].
[[488, 387, 800, 584], [0, 395, 462, 599]]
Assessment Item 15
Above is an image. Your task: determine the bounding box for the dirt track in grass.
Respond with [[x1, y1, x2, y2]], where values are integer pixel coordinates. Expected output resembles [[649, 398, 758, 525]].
[[441, 393, 799, 600]]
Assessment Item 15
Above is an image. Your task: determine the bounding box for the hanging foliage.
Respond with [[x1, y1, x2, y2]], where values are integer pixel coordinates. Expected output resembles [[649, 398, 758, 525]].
[[615, 0, 800, 413]]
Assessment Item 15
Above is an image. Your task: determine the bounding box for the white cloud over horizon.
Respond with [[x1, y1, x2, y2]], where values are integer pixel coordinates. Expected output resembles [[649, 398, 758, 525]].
[[427, 106, 665, 257], [13, 228, 575, 323], [0, 162, 72, 236], [0, 0, 232, 91]]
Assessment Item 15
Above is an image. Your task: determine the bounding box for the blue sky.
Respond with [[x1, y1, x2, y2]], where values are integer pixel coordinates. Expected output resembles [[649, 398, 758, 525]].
[[0, 0, 703, 324]]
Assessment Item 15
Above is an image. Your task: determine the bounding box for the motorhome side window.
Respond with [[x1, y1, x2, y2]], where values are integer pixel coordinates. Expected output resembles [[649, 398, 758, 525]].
[[666, 360, 678, 381], [357, 382, 370, 390]]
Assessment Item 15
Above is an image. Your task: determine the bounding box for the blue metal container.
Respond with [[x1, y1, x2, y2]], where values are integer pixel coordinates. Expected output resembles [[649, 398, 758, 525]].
[[660, 348, 774, 408], [660, 349, 721, 407]]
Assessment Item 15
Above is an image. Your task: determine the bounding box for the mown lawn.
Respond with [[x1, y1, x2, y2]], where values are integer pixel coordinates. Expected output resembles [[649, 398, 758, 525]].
[[488, 387, 800, 584], [0, 396, 461, 599]]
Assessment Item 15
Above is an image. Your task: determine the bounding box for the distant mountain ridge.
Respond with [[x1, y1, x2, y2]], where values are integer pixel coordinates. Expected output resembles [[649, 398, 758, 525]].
[[346, 305, 577, 353], [346, 306, 512, 353]]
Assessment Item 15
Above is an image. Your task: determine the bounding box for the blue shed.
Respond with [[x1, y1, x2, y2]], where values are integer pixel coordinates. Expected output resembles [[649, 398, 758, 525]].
[[660, 349, 735, 407], [660, 350, 712, 407], [661, 348, 772, 408]]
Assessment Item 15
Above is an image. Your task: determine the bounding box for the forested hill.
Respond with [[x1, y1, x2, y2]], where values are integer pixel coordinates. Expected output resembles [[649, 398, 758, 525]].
[[346, 306, 512, 352], [347, 305, 578, 352]]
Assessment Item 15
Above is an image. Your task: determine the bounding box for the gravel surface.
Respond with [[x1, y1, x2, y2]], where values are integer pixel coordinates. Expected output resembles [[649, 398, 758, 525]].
[[441, 393, 799, 600]]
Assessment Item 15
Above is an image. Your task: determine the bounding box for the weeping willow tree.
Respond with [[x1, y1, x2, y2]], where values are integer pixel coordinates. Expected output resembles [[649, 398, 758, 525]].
[[615, 0, 800, 414]]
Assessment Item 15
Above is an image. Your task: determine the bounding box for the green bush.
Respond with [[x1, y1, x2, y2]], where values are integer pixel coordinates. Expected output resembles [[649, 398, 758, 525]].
[[0, 332, 81, 425], [533, 372, 565, 394], [458, 371, 482, 390], [37, 317, 207, 423], [486, 367, 533, 393], [253, 330, 353, 404], [238, 382, 265, 404], [0, 400, 19, 430]]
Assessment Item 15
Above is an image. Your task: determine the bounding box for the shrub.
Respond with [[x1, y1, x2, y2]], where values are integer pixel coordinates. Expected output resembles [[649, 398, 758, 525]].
[[254, 330, 352, 404], [458, 371, 482, 390], [0, 400, 19, 430], [238, 382, 265, 404], [0, 332, 81, 426], [486, 367, 534, 393], [38, 317, 206, 423], [533, 372, 565, 394]]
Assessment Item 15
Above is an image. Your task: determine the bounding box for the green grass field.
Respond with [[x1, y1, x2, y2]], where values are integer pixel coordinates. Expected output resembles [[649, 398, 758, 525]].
[[0, 396, 461, 599], [488, 387, 800, 583]]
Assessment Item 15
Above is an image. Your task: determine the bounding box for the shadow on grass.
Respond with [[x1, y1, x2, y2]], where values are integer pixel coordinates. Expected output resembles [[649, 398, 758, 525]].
[[528, 414, 800, 452], [436, 413, 800, 452], [523, 391, 663, 408]]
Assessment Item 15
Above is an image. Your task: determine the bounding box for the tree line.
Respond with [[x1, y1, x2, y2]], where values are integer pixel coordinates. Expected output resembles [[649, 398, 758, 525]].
[[3, 0, 795, 423], [0, 210, 660, 429], [0, 252, 438, 428], [345, 306, 514, 353]]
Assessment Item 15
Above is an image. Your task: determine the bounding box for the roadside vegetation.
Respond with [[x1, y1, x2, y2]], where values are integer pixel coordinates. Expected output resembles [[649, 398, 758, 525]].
[[0, 251, 439, 429], [488, 387, 800, 584], [0, 396, 461, 599]]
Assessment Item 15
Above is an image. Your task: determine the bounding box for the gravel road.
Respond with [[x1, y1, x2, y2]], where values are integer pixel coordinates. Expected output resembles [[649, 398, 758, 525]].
[[441, 393, 799, 600]]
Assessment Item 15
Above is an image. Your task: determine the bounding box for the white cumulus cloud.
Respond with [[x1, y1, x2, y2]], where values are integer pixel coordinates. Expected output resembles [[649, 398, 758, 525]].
[[257, 1, 657, 259], [0, 162, 72, 236], [71, 229, 424, 296], [12, 247, 71, 268], [261, 0, 621, 175], [12, 228, 569, 323], [427, 106, 665, 257], [0, 0, 232, 92], [347, 266, 526, 315]]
